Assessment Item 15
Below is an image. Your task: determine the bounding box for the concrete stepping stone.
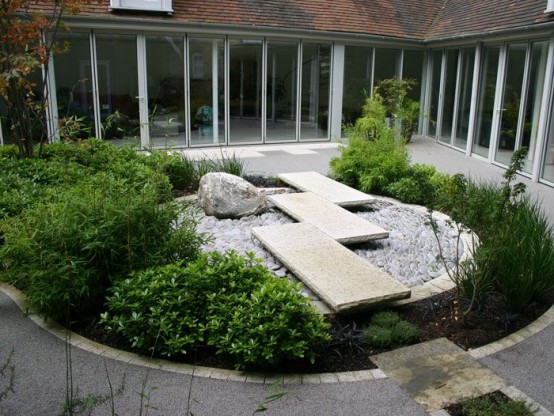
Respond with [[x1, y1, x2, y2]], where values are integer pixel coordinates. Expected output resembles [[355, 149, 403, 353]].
[[251, 223, 410, 313], [371, 338, 507, 412], [278, 171, 375, 207], [268, 192, 388, 244]]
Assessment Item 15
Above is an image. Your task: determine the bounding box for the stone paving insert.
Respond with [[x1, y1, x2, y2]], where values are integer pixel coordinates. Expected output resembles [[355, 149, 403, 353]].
[[371, 338, 507, 412], [268, 192, 388, 244], [251, 222, 410, 313], [278, 171, 375, 207]]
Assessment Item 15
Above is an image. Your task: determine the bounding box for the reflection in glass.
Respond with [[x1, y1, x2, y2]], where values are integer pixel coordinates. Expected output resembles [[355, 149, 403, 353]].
[[374, 48, 400, 86], [440, 50, 459, 143], [300, 43, 330, 140], [266, 41, 298, 142], [543, 103, 554, 183], [342, 46, 373, 128], [55, 33, 95, 139], [495, 43, 526, 166], [146, 36, 185, 148], [521, 42, 547, 174], [229, 38, 263, 144], [454, 48, 475, 150], [402, 50, 424, 101], [189, 37, 225, 146], [474, 46, 500, 158], [428, 51, 442, 138], [95, 34, 140, 145]]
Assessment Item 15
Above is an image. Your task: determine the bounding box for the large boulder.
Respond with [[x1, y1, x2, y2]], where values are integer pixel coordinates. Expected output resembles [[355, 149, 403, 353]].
[[198, 172, 267, 219]]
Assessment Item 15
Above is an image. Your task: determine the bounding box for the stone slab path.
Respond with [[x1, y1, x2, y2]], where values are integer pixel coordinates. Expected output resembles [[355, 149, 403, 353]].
[[372, 338, 507, 412], [268, 192, 388, 244], [251, 223, 410, 313], [278, 171, 375, 207]]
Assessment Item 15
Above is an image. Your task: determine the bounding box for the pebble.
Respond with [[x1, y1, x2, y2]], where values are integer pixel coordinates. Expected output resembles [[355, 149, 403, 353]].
[[192, 198, 464, 289]]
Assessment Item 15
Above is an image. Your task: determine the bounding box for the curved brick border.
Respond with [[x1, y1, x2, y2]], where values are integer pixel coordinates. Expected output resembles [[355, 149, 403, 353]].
[[3, 282, 554, 386]]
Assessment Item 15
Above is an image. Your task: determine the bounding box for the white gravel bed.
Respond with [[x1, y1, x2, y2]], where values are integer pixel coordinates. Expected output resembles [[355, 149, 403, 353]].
[[194, 199, 463, 292]]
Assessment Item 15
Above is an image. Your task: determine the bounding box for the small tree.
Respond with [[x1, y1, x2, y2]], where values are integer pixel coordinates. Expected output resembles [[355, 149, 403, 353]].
[[0, 0, 95, 157], [375, 77, 420, 143]]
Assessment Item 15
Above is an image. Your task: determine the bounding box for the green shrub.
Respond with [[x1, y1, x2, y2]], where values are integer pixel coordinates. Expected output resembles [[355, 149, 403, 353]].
[[387, 163, 452, 206], [363, 325, 394, 348], [206, 277, 330, 369], [0, 173, 205, 320], [363, 311, 420, 348], [471, 196, 554, 312], [102, 251, 330, 369], [151, 151, 197, 192], [330, 133, 411, 195], [370, 311, 401, 328], [0, 145, 19, 159], [461, 395, 535, 416]]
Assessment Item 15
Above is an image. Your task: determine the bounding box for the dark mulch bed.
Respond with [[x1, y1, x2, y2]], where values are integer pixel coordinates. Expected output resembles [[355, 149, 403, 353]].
[[68, 288, 553, 374]]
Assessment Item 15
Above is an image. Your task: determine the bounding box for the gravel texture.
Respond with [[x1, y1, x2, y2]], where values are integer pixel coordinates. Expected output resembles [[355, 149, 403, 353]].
[[195, 198, 463, 295]]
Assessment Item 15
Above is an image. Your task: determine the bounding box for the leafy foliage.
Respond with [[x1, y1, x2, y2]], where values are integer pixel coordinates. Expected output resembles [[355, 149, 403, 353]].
[[102, 251, 330, 369], [460, 394, 536, 416], [0, 173, 205, 320], [330, 133, 411, 195], [363, 311, 420, 348]]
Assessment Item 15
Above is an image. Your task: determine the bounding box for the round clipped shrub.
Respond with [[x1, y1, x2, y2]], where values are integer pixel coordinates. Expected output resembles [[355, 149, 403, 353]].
[[206, 278, 331, 369], [102, 251, 331, 368], [370, 311, 401, 328], [363, 325, 393, 348], [392, 320, 420, 345]]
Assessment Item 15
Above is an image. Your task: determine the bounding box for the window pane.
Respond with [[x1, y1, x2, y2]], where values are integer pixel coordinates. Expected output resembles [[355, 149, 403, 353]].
[[342, 46, 372, 128], [146, 36, 185, 148], [543, 102, 554, 182], [95, 34, 140, 145], [55, 33, 95, 139], [473, 46, 500, 158], [266, 41, 298, 142], [374, 48, 400, 86], [402, 49, 424, 101], [495, 43, 526, 166], [440, 50, 459, 143], [454, 48, 475, 149], [229, 38, 262, 144], [189, 37, 225, 146], [300, 43, 330, 141], [521, 41, 547, 174], [428, 51, 442, 138]]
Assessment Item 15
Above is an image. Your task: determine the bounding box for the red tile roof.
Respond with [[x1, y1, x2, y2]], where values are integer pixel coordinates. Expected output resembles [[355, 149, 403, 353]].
[[26, 1, 554, 42], [427, 0, 552, 40]]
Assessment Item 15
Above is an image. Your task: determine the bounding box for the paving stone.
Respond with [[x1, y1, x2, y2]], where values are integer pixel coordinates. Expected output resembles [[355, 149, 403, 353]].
[[372, 338, 506, 412], [278, 171, 375, 207], [251, 223, 410, 313], [268, 192, 388, 243]]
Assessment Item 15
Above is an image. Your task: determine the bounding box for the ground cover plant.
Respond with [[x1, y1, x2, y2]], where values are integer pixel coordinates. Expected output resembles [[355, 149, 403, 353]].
[[101, 251, 331, 369], [445, 391, 536, 416]]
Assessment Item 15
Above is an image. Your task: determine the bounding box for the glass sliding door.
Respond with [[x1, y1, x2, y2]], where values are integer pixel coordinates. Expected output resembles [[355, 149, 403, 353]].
[[474, 46, 500, 158], [428, 51, 442, 138], [300, 43, 330, 141], [146, 35, 185, 148], [402, 49, 424, 101], [454, 48, 475, 150], [54, 33, 96, 139], [266, 41, 298, 142], [440, 50, 459, 144], [494, 43, 527, 166], [342, 46, 373, 127], [95, 34, 140, 145], [189, 37, 225, 146], [520, 41, 547, 174], [229, 38, 263, 144], [543, 101, 554, 183], [374, 48, 401, 86]]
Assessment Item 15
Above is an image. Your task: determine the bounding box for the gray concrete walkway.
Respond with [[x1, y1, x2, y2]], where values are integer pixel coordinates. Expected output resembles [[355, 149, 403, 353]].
[[1, 136, 554, 415]]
